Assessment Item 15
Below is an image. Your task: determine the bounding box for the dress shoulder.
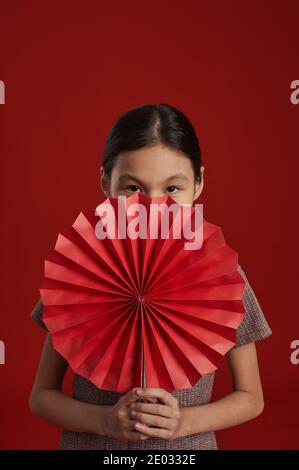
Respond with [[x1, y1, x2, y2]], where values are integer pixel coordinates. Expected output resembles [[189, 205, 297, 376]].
[[234, 264, 272, 347], [30, 298, 48, 331]]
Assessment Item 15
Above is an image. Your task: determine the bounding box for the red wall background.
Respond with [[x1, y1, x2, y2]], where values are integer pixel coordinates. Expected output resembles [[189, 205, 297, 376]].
[[0, 1, 298, 449]]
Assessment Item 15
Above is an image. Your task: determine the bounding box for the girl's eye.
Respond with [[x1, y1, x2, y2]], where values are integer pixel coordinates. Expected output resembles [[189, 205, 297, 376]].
[[125, 185, 180, 194], [126, 185, 142, 193], [167, 186, 180, 194]]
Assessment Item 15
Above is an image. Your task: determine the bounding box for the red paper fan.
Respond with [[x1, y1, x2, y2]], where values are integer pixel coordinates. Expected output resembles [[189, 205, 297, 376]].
[[39, 192, 246, 393]]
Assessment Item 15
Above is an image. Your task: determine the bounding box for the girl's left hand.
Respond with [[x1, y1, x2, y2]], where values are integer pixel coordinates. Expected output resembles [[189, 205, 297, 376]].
[[129, 388, 183, 441]]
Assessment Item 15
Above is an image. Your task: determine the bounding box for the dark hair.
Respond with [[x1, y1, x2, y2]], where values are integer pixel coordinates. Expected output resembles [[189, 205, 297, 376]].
[[102, 103, 202, 184]]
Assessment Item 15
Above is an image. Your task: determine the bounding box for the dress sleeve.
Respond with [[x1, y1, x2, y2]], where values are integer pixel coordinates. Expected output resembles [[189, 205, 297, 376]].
[[233, 264, 272, 347], [30, 298, 48, 332]]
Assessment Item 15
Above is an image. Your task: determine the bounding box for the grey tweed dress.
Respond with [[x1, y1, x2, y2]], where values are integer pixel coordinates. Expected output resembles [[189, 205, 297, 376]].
[[31, 264, 272, 450]]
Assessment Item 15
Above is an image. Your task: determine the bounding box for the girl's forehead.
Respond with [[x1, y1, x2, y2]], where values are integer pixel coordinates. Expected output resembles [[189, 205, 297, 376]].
[[111, 146, 195, 177]]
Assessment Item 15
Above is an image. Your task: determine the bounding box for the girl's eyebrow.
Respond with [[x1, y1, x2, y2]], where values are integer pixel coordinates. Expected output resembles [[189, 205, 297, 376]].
[[118, 172, 188, 185]]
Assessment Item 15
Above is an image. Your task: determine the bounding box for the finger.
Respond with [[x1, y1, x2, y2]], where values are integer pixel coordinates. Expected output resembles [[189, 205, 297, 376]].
[[123, 391, 158, 409], [127, 419, 151, 440], [122, 387, 143, 405], [135, 388, 177, 407], [130, 402, 173, 418], [131, 410, 172, 430], [134, 422, 173, 440], [136, 397, 158, 404]]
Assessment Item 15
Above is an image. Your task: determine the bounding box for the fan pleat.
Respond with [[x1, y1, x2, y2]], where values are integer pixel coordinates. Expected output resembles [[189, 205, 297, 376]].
[[73, 211, 139, 294], [146, 298, 244, 329], [54, 232, 137, 296], [144, 307, 217, 389]]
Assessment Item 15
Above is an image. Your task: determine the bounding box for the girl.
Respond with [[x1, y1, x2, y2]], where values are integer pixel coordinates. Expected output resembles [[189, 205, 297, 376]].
[[29, 103, 272, 450]]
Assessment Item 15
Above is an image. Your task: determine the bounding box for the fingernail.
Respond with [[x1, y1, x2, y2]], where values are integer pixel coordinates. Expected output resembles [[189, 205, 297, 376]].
[[136, 389, 143, 395]]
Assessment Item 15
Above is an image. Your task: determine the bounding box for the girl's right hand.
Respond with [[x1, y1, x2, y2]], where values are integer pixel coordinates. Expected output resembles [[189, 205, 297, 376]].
[[100, 387, 157, 441]]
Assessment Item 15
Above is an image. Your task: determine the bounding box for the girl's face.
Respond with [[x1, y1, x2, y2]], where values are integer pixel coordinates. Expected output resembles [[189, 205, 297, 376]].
[[100, 144, 204, 205]]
